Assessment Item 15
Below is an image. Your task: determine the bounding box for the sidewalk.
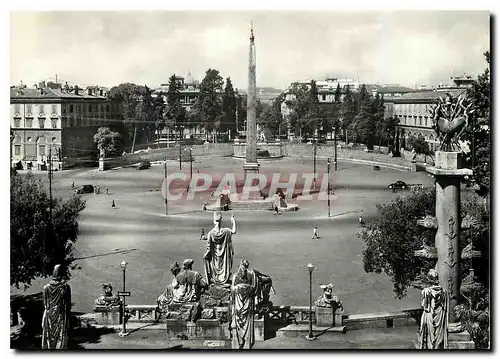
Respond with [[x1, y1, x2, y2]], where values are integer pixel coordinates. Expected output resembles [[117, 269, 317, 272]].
[[74, 326, 417, 350]]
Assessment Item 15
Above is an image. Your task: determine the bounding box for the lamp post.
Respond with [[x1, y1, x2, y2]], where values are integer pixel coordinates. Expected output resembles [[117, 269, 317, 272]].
[[185, 147, 193, 191], [334, 127, 338, 171], [306, 263, 315, 341], [118, 260, 129, 337], [164, 156, 168, 216], [313, 142, 317, 190], [178, 127, 182, 170], [327, 159, 330, 218]]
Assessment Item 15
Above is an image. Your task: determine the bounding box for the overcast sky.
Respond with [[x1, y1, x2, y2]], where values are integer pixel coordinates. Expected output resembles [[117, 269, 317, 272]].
[[11, 11, 490, 90]]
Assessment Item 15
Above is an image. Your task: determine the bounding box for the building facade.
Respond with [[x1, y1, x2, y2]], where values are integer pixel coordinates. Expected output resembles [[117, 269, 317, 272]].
[[10, 83, 120, 170], [390, 76, 474, 152]]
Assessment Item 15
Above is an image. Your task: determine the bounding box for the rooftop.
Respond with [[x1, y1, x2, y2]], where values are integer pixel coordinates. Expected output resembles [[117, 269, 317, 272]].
[[11, 86, 108, 100], [376, 85, 415, 94], [394, 88, 467, 101]]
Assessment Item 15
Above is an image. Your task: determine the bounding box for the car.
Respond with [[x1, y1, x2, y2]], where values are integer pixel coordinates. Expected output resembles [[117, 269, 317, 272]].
[[389, 181, 408, 189], [137, 161, 151, 170], [75, 185, 94, 194]]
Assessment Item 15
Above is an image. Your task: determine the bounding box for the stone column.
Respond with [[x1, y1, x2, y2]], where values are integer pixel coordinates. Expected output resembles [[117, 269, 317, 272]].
[[243, 25, 260, 183], [427, 151, 472, 323]]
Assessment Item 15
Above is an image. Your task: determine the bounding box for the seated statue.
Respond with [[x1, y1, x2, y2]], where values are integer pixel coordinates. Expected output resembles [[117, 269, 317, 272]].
[[95, 283, 121, 307], [254, 269, 275, 313], [175, 259, 208, 303], [157, 262, 182, 311], [315, 283, 343, 310]]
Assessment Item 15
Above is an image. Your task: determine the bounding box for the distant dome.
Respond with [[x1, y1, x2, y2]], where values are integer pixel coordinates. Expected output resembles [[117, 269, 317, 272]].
[[185, 72, 198, 85]]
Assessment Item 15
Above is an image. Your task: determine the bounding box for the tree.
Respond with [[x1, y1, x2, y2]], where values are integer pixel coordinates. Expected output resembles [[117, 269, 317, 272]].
[[236, 94, 247, 134], [353, 84, 376, 148], [360, 188, 489, 299], [152, 92, 167, 145], [284, 83, 310, 137], [258, 98, 283, 138], [409, 134, 433, 163], [341, 85, 357, 142], [381, 116, 400, 154], [93, 127, 121, 159], [194, 69, 224, 141], [11, 172, 86, 289], [165, 75, 187, 141], [303, 80, 322, 139], [464, 51, 490, 197], [108, 83, 151, 153], [221, 77, 237, 136]]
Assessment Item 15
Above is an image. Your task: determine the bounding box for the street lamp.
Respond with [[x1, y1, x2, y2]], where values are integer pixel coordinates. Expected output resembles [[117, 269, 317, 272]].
[[327, 159, 331, 218], [185, 147, 193, 191], [312, 142, 317, 190], [333, 127, 338, 171], [306, 263, 315, 341], [118, 260, 129, 337]]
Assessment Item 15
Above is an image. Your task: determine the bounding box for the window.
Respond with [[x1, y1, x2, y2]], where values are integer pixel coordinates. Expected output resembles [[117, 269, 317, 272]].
[[70, 104, 74, 113], [62, 105, 66, 114], [26, 119, 33, 128], [14, 104, 20, 114], [14, 119, 20, 128], [419, 117, 422, 126], [39, 119, 45, 129], [39, 145, 45, 156], [89, 104, 92, 112], [322, 94, 326, 101], [106, 104, 110, 112], [39, 104, 45, 114], [14, 145, 21, 156], [27, 104, 32, 115], [27, 137, 32, 142], [51, 119, 57, 129], [51, 104, 57, 114], [52, 137, 57, 143]]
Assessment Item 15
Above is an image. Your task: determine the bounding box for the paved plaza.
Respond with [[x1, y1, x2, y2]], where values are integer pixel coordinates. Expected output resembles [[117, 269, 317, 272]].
[[12, 156, 434, 316]]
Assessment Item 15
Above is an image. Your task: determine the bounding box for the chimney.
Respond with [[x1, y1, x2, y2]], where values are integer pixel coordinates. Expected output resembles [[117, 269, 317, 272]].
[[74, 85, 79, 96], [99, 88, 103, 96], [88, 87, 93, 96]]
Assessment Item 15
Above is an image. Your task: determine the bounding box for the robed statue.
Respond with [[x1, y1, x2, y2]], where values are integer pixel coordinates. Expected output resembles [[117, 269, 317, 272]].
[[417, 269, 448, 349], [42, 264, 72, 349], [158, 260, 208, 310], [230, 259, 258, 350], [203, 212, 236, 286]]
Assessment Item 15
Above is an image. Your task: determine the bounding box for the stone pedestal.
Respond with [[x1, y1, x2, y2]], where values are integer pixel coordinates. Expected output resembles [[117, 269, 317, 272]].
[[93, 305, 122, 325], [426, 151, 472, 324], [98, 158, 105, 171], [315, 306, 344, 328]]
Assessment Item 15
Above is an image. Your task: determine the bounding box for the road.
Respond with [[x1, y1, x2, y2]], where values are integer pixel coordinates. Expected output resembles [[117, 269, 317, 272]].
[[12, 157, 435, 315]]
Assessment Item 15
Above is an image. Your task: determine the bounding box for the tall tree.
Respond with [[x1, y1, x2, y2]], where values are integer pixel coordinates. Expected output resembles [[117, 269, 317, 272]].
[[194, 69, 224, 141], [221, 77, 237, 137], [108, 83, 153, 153], [166, 75, 187, 141], [152, 92, 167, 145], [341, 85, 356, 143], [11, 172, 86, 288], [354, 84, 376, 149], [93, 127, 121, 159], [464, 51, 490, 197], [284, 83, 309, 137]]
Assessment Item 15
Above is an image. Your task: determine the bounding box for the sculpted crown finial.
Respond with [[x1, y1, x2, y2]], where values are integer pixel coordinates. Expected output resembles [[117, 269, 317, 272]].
[[250, 21, 254, 42]]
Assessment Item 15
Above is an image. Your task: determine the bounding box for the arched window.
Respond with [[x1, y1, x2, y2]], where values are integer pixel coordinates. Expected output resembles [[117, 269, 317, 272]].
[[52, 137, 57, 143], [27, 137, 32, 142]]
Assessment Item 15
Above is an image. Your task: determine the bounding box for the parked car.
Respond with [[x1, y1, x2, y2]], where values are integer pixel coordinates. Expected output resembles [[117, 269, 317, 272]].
[[388, 181, 408, 190], [137, 161, 151, 170], [75, 185, 94, 194]]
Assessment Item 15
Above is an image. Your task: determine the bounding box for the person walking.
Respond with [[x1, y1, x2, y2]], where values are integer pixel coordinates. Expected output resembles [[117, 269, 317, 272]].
[[112, 199, 116, 209], [71, 181, 75, 189], [359, 216, 365, 226], [105, 187, 109, 195], [274, 205, 281, 215], [312, 225, 319, 239], [97, 185, 100, 194]]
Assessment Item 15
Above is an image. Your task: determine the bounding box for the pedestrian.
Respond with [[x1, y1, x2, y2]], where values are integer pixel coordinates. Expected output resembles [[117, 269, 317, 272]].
[[359, 216, 365, 226], [112, 199, 116, 209], [97, 185, 100, 194], [93, 186, 97, 194], [312, 225, 319, 239], [274, 205, 280, 215], [71, 181, 75, 189], [105, 187, 109, 195]]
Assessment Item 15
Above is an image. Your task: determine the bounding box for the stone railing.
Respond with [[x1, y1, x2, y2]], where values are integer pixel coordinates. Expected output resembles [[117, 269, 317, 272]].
[[268, 305, 316, 324], [126, 304, 159, 323]]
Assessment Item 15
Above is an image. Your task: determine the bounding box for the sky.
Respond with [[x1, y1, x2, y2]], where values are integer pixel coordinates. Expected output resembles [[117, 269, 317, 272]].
[[10, 11, 490, 90]]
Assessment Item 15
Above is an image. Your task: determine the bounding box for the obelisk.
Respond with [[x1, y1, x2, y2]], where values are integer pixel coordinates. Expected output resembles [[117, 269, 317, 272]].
[[243, 23, 260, 183]]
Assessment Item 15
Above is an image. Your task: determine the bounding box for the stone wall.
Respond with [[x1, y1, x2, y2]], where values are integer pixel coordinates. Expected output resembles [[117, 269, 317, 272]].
[[100, 143, 234, 171], [233, 142, 284, 158]]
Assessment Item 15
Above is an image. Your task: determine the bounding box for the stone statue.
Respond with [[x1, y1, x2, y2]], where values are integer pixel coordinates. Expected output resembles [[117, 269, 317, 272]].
[[417, 269, 448, 349], [175, 259, 208, 303], [95, 283, 121, 307], [429, 93, 473, 152], [203, 212, 236, 286], [315, 283, 343, 310], [157, 262, 182, 310], [42, 265, 71, 349], [230, 259, 258, 350], [158, 260, 208, 310]]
